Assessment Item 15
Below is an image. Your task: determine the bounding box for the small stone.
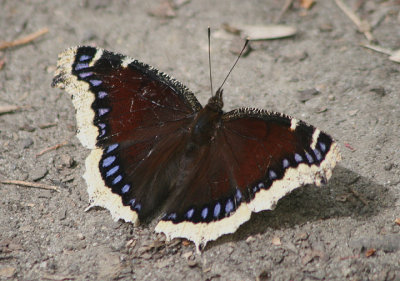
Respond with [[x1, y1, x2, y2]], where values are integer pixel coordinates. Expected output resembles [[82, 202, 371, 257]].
[[19, 124, 36, 132], [60, 154, 74, 168], [187, 257, 197, 267], [141, 252, 152, 260], [282, 51, 308, 63], [257, 270, 271, 281], [348, 109, 358, 117], [384, 163, 393, 171], [31, 167, 48, 181], [319, 23, 333, 32], [271, 236, 281, 246], [295, 232, 309, 241], [246, 236, 256, 243], [297, 88, 320, 103], [369, 86, 386, 97], [182, 251, 193, 259], [21, 138, 34, 149], [77, 233, 85, 240]]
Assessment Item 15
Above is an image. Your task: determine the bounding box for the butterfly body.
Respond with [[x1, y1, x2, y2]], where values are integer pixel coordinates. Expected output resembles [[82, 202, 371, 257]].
[[52, 46, 341, 252]]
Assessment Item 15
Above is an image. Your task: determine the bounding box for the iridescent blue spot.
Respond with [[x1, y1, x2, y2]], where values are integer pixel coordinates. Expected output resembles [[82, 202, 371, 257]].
[[134, 203, 142, 211], [79, 72, 93, 78], [90, 79, 102, 86], [79, 54, 91, 61], [112, 175, 122, 185], [319, 142, 326, 152], [129, 199, 136, 206], [305, 152, 314, 164], [98, 91, 108, 98], [75, 63, 89, 70], [185, 209, 194, 219], [283, 158, 290, 168], [102, 156, 115, 167], [121, 184, 130, 194], [258, 182, 265, 189], [235, 189, 242, 202], [225, 199, 234, 214], [295, 153, 303, 163], [98, 108, 109, 116], [106, 165, 119, 177], [98, 123, 106, 129], [201, 207, 208, 219], [106, 144, 119, 153], [269, 170, 277, 180], [99, 129, 106, 138], [168, 213, 177, 220], [313, 148, 322, 161], [214, 203, 221, 217]]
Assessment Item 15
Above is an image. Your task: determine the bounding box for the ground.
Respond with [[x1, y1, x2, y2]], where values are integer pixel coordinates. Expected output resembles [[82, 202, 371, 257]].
[[0, 0, 399, 280]]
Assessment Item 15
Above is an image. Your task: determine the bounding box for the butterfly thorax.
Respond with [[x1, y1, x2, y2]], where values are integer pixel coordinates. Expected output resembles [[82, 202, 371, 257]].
[[189, 90, 224, 146]]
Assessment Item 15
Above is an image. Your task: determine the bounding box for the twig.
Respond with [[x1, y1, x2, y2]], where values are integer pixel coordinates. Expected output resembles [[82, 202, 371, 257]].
[[275, 0, 294, 23], [335, 0, 374, 42], [361, 43, 392, 56], [0, 27, 49, 51], [349, 187, 368, 206], [0, 105, 25, 115], [1, 180, 60, 192], [36, 141, 69, 157], [38, 122, 57, 129]]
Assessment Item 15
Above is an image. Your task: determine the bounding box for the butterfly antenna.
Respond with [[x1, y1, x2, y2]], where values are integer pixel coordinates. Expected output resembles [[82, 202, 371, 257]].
[[208, 27, 214, 97], [217, 39, 249, 93]]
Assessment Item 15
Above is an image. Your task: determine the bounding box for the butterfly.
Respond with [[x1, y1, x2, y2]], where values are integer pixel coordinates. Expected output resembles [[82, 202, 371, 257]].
[[52, 46, 341, 252]]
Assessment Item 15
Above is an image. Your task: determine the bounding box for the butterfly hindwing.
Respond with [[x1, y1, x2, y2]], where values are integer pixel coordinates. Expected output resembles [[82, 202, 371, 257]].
[[156, 108, 340, 251]]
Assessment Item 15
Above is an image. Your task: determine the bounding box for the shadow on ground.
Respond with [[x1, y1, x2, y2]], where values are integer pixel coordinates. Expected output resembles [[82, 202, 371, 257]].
[[208, 165, 394, 250]]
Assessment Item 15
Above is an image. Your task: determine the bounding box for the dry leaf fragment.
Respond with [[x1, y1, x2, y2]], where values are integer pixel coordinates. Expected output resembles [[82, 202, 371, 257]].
[[365, 248, 376, 257], [240, 25, 297, 40], [300, 0, 315, 9], [389, 50, 400, 63], [271, 236, 281, 246], [395, 218, 400, 226]]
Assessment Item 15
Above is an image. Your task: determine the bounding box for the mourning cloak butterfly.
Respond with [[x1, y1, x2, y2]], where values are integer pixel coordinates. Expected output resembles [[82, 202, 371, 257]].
[[52, 46, 341, 252]]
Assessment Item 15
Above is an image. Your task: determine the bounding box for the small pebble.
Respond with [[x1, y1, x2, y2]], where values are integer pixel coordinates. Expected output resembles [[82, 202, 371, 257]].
[[246, 236, 256, 243], [31, 167, 48, 181], [319, 23, 333, 32], [384, 163, 393, 171], [60, 154, 74, 168], [369, 86, 386, 97], [297, 88, 320, 103], [21, 138, 34, 149]]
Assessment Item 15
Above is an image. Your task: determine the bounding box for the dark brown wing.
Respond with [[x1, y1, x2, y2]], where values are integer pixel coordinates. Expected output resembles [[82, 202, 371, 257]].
[[156, 108, 341, 251], [52, 46, 201, 224]]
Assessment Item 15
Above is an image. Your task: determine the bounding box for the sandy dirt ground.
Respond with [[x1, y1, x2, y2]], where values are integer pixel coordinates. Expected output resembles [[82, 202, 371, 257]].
[[1, 0, 400, 280]]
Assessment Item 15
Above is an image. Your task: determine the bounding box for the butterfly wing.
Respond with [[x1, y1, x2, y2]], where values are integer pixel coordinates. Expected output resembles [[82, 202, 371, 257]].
[[52, 46, 201, 224], [156, 108, 341, 251]]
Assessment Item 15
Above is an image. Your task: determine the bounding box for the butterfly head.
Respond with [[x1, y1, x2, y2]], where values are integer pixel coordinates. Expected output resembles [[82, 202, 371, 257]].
[[207, 87, 224, 112]]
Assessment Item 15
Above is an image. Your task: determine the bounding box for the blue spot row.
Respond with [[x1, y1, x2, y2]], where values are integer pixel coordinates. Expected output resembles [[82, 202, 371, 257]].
[[79, 54, 91, 61]]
